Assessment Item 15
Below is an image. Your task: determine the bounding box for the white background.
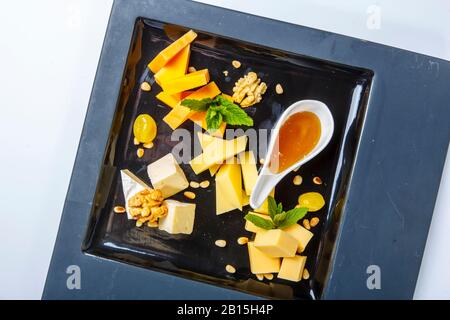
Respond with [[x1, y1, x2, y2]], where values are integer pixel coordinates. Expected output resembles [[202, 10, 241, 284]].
[[0, 0, 448, 299]]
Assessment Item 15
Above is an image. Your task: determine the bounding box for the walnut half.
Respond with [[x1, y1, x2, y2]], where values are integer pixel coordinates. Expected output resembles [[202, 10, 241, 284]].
[[232, 72, 267, 108]]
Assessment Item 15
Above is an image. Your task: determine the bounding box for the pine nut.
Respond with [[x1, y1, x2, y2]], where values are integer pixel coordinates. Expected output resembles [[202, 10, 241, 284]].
[[200, 180, 210, 188], [275, 84, 284, 94], [225, 264, 236, 274], [293, 175, 303, 186], [259, 158, 265, 165], [237, 237, 249, 245], [133, 137, 140, 145], [113, 206, 126, 214], [303, 268, 310, 280], [215, 240, 227, 248], [136, 220, 143, 227], [303, 219, 311, 230], [140, 82, 151, 92], [184, 191, 196, 200], [232, 60, 241, 68], [256, 274, 264, 281], [223, 70, 229, 77], [137, 148, 145, 158], [310, 217, 320, 227], [188, 66, 196, 73]]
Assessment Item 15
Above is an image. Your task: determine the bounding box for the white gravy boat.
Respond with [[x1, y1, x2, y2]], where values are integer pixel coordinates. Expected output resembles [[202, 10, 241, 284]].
[[250, 100, 335, 209]]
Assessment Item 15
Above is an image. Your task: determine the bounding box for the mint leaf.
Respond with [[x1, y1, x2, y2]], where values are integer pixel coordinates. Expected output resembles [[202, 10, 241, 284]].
[[268, 196, 277, 220], [220, 102, 253, 126], [205, 107, 223, 131], [278, 207, 308, 229], [245, 214, 276, 230], [181, 98, 213, 111]]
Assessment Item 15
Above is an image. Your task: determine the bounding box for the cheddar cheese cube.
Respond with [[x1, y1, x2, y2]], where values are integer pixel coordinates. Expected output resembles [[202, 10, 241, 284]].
[[283, 223, 313, 253], [158, 200, 196, 235], [161, 69, 210, 94], [147, 153, 189, 198], [247, 242, 281, 274], [278, 255, 307, 282], [254, 229, 298, 258], [148, 30, 197, 73]]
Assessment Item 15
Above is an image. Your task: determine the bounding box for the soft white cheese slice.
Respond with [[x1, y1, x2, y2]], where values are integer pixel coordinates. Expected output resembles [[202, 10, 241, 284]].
[[120, 169, 151, 220]]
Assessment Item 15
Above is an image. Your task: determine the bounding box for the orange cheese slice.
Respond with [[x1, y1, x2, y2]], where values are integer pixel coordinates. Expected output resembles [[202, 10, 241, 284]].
[[148, 30, 197, 73], [161, 69, 210, 94], [154, 45, 191, 87]]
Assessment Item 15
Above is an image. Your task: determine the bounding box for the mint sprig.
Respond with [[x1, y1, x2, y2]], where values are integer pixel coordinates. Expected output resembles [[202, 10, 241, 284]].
[[181, 95, 254, 131], [244, 196, 308, 230]]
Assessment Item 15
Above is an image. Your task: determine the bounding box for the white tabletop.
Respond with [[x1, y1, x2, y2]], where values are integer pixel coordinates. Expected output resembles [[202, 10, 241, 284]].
[[0, 0, 448, 299]]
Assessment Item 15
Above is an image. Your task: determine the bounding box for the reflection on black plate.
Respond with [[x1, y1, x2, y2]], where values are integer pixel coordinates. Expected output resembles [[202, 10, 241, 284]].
[[82, 18, 373, 300]]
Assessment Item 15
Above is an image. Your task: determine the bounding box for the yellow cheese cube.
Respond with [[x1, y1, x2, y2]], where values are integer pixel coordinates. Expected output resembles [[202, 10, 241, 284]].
[[148, 30, 197, 73], [247, 242, 281, 274], [197, 132, 221, 176], [190, 135, 247, 175], [254, 189, 275, 215], [244, 212, 271, 233], [158, 200, 196, 235], [163, 82, 220, 130], [254, 229, 298, 258], [215, 159, 242, 215], [283, 224, 313, 253], [147, 153, 189, 198], [238, 151, 258, 196], [278, 256, 307, 282], [161, 69, 210, 94], [154, 45, 190, 87]]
